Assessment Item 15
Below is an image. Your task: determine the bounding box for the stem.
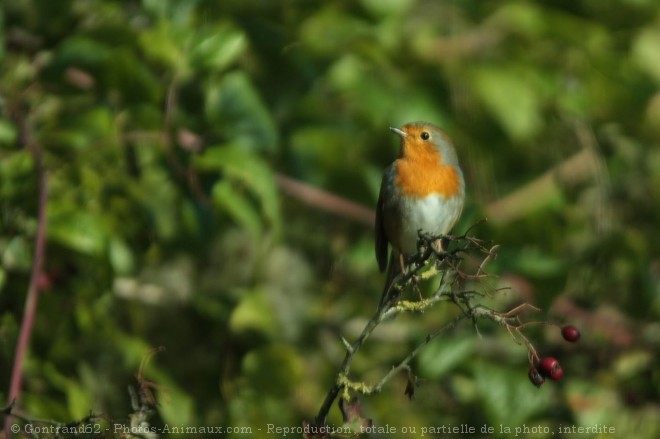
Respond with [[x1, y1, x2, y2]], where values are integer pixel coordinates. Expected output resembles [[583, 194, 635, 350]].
[[5, 114, 48, 434], [314, 310, 383, 425], [371, 313, 467, 393]]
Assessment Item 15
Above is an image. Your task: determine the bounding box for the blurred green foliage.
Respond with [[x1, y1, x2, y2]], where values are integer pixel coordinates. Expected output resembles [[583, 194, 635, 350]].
[[1, 0, 659, 437]]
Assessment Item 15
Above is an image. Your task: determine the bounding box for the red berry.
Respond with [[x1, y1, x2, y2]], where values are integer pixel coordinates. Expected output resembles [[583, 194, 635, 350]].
[[538, 357, 563, 381], [528, 366, 545, 388], [549, 365, 564, 381], [561, 325, 581, 342]]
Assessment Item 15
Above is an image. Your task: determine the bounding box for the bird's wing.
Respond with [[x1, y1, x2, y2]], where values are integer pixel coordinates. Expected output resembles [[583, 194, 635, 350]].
[[375, 176, 389, 273]]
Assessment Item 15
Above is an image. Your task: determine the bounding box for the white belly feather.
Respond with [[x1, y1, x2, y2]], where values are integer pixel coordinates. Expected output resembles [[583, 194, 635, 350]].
[[393, 194, 464, 257]]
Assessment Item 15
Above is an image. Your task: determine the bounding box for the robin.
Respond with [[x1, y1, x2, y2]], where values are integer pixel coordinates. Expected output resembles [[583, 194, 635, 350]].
[[375, 121, 465, 308]]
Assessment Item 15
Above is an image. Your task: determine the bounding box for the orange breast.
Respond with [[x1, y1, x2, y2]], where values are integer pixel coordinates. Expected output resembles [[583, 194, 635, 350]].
[[395, 145, 462, 198]]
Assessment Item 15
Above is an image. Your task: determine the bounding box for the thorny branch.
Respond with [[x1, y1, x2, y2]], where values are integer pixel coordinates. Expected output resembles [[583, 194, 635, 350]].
[[314, 229, 537, 427]]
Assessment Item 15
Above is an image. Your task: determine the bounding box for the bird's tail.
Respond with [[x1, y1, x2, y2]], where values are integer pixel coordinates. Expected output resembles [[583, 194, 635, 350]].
[[378, 251, 402, 311]]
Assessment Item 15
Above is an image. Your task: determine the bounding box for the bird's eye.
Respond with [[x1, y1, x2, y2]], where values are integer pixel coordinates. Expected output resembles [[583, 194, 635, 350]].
[[421, 132, 430, 140]]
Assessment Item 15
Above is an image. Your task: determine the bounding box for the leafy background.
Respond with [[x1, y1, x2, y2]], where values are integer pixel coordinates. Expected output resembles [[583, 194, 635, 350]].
[[1, 0, 659, 437]]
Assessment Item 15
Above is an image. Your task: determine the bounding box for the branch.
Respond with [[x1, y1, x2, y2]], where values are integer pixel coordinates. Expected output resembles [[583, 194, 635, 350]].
[[5, 109, 48, 435], [314, 231, 493, 426], [314, 225, 577, 429], [275, 174, 375, 227]]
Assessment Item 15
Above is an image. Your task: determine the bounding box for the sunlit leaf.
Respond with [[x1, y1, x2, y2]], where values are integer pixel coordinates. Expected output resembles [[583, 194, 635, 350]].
[[108, 237, 135, 275], [188, 23, 247, 72], [490, 2, 546, 37], [158, 387, 195, 427], [196, 145, 281, 236], [48, 209, 108, 256], [142, 0, 199, 24], [139, 22, 185, 71], [212, 180, 262, 236], [471, 66, 543, 141], [229, 289, 279, 338], [2, 236, 32, 271], [0, 118, 17, 146], [360, 0, 414, 17], [42, 363, 92, 419], [632, 25, 660, 82]]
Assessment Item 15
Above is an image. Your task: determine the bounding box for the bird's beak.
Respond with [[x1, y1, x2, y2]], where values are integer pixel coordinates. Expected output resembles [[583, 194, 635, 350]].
[[389, 127, 407, 138]]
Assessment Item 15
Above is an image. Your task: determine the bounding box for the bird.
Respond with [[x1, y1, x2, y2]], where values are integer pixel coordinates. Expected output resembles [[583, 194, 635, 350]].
[[375, 121, 465, 308]]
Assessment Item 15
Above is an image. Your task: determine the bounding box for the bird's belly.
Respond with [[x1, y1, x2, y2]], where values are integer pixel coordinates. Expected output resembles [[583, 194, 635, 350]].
[[391, 194, 463, 257]]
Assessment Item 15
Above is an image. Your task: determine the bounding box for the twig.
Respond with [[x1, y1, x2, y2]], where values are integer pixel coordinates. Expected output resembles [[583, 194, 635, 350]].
[[5, 109, 48, 435], [314, 311, 382, 426], [314, 232, 492, 426], [369, 313, 467, 394], [275, 174, 375, 227], [162, 79, 209, 204]]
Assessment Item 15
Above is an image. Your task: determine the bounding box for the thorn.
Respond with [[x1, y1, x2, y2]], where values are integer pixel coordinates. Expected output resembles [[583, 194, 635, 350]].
[[340, 336, 353, 353]]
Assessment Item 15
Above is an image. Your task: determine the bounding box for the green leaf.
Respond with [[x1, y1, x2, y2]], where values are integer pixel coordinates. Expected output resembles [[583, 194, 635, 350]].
[[471, 66, 543, 141], [474, 361, 553, 427], [42, 363, 91, 419], [511, 248, 565, 277], [300, 7, 371, 55], [229, 288, 279, 338], [52, 36, 112, 68], [241, 344, 303, 398], [212, 180, 262, 236], [188, 23, 247, 72], [0, 118, 17, 146], [2, 236, 32, 271], [108, 237, 135, 275], [48, 209, 108, 256], [290, 125, 358, 173], [139, 22, 185, 71], [158, 387, 195, 427], [417, 336, 475, 379], [360, 0, 414, 17], [565, 380, 620, 426], [142, 0, 198, 24], [0, 150, 34, 198], [633, 25, 660, 83], [204, 72, 278, 152], [0, 150, 33, 175], [65, 380, 92, 419], [104, 47, 162, 103], [196, 145, 280, 237], [490, 2, 547, 38]]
